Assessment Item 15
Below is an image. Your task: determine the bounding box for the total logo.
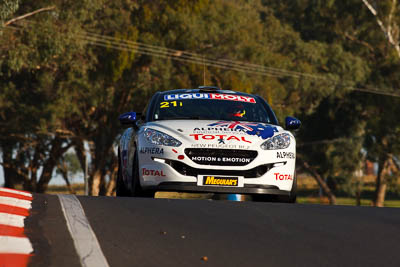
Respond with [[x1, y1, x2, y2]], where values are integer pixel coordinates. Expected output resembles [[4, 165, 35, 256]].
[[274, 173, 293, 181], [189, 134, 251, 143], [142, 168, 166, 177]]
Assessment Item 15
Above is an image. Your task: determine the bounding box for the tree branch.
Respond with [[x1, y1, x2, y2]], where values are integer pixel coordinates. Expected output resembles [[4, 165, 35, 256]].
[[343, 31, 375, 52], [362, 0, 400, 58], [297, 156, 337, 205], [3, 6, 55, 27]]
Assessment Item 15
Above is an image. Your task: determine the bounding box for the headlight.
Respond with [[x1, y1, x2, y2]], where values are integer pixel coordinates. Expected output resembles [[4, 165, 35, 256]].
[[143, 128, 182, 147], [260, 133, 291, 150]]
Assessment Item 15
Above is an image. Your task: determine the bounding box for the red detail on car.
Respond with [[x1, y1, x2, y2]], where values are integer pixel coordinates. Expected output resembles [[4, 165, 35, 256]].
[[274, 173, 293, 180], [189, 134, 252, 143]]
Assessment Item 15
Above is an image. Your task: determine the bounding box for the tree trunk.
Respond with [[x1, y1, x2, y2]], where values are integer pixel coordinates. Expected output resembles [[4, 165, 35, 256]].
[[89, 131, 115, 196], [73, 139, 87, 175], [373, 155, 390, 207], [36, 137, 70, 193], [62, 172, 75, 194], [355, 191, 361, 206], [355, 165, 364, 206], [2, 143, 18, 188], [374, 182, 387, 207], [105, 160, 118, 196], [1, 142, 26, 189], [24, 144, 42, 192], [299, 159, 337, 205], [90, 169, 102, 196], [58, 162, 75, 194]]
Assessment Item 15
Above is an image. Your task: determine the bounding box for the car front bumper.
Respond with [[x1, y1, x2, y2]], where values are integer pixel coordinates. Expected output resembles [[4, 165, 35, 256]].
[[147, 182, 290, 195]]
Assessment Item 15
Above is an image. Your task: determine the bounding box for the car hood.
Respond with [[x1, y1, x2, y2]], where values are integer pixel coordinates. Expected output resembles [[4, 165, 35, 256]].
[[143, 120, 285, 148]]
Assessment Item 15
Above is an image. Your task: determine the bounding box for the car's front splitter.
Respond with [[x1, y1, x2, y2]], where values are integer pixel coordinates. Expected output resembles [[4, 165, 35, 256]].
[[146, 182, 290, 196]]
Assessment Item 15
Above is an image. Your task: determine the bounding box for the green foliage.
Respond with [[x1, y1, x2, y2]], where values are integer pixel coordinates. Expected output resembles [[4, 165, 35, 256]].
[[0, 0, 20, 24], [0, 0, 103, 191]]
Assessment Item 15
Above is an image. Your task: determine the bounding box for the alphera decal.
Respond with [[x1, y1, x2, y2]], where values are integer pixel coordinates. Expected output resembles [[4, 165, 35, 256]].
[[139, 147, 164, 154], [164, 93, 256, 103], [193, 127, 246, 134], [277, 151, 295, 159]]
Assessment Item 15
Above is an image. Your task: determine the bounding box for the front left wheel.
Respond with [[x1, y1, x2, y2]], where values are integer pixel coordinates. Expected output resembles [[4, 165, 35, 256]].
[[116, 152, 131, 197], [131, 150, 155, 198]]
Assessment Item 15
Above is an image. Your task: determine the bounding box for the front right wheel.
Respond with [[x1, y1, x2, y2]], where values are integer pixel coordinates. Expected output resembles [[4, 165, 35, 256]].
[[278, 173, 297, 203]]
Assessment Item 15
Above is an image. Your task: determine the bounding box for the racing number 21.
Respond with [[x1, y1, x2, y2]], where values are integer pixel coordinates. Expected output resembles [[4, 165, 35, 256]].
[[160, 101, 183, 108]]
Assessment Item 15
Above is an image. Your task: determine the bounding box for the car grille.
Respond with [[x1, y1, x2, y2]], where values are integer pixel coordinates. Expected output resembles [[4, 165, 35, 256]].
[[164, 159, 273, 178], [184, 148, 258, 166]]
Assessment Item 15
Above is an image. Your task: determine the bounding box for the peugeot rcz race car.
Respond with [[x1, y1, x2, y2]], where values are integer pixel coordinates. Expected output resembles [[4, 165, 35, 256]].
[[117, 86, 301, 202]]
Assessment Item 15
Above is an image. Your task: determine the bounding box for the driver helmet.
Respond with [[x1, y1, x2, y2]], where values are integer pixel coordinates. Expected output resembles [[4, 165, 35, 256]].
[[227, 103, 246, 118]]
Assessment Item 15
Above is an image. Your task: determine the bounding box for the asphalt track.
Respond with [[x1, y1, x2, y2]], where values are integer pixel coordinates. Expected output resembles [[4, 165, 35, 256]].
[[26, 194, 400, 267]]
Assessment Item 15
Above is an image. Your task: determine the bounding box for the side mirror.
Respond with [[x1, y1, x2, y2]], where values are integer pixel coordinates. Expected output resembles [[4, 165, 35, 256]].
[[285, 116, 301, 130], [119, 112, 137, 125]]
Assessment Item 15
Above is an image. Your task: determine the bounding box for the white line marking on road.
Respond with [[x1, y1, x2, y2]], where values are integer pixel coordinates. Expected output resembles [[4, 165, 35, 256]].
[[0, 197, 32, 210], [0, 212, 26, 228], [58, 194, 110, 267], [0, 188, 33, 197], [0, 236, 33, 254]]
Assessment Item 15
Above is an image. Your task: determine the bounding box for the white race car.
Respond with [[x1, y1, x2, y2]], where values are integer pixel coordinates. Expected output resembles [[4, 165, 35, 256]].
[[117, 86, 301, 202]]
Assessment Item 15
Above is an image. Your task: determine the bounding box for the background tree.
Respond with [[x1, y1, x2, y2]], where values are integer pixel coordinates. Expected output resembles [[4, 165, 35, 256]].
[[56, 152, 81, 194], [264, 0, 400, 206], [0, 0, 102, 192]]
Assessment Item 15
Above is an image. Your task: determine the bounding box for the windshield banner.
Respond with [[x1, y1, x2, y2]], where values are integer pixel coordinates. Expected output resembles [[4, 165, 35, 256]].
[[164, 93, 256, 103]]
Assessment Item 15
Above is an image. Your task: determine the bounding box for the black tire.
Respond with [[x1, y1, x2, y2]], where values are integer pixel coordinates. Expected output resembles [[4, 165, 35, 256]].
[[252, 193, 279, 202], [252, 173, 297, 203], [116, 153, 131, 197], [289, 173, 297, 203], [278, 173, 297, 203], [131, 150, 155, 198]]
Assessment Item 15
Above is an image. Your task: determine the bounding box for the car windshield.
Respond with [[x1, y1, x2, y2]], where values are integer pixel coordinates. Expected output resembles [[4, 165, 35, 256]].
[[152, 92, 276, 124]]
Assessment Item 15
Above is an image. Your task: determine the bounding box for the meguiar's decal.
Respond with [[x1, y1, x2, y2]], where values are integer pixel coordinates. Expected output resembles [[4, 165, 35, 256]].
[[164, 93, 256, 103], [208, 121, 278, 139], [203, 176, 239, 186]]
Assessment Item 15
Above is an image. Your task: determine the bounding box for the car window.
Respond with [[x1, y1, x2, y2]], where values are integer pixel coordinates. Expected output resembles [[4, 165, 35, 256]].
[[152, 92, 275, 124]]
